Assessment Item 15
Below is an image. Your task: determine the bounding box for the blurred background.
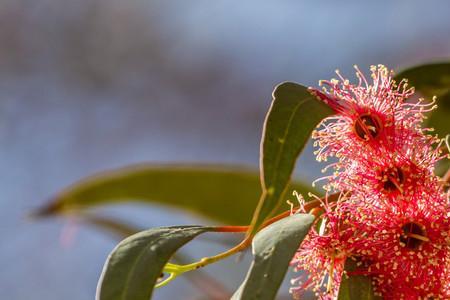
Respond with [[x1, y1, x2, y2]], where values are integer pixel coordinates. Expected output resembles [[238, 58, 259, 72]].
[[1, 0, 450, 299]]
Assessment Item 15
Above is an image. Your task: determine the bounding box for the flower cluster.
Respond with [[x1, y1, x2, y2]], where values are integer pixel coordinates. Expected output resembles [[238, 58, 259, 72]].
[[290, 65, 450, 299]]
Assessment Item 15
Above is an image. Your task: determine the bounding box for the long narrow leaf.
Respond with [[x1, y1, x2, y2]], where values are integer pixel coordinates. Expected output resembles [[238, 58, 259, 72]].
[[249, 82, 333, 233], [34, 164, 314, 225]]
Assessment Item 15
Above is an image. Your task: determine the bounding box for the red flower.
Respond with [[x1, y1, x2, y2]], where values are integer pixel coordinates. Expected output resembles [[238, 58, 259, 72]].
[[329, 144, 444, 207], [291, 65, 449, 299], [352, 190, 450, 299], [290, 194, 365, 299], [310, 65, 436, 165]]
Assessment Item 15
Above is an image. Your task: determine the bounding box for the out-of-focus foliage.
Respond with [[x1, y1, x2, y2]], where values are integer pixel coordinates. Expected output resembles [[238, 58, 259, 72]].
[[396, 63, 450, 177], [35, 164, 315, 225]]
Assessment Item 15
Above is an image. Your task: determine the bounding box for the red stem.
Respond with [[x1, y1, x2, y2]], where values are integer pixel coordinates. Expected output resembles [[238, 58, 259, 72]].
[[213, 193, 340, 233]]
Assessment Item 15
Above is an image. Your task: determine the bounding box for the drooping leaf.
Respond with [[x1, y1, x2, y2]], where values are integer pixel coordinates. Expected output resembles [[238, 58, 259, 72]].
[[96, 226, 212, 300], [232, 213, 315, 300], [34, 164, 314, 225], [83, 216, 232, 299], [249, 82, 333, 233], [395, 62, 450, 136], [337, 259, 379, 300]]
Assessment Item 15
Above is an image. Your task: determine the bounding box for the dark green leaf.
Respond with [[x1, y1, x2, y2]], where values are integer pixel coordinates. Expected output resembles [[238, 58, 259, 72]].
[[232, 213, 315, 300], [395, 62, 450, 98], [395, 62, 450, 136], [34, 164, 314, 225], [96, 226, 212, 300], [250, 82, 333, 233], [337, 259, 379, 300], [436, 159, 450, 177], [427, 92, 450, 137], [88, 217, 232, 299]]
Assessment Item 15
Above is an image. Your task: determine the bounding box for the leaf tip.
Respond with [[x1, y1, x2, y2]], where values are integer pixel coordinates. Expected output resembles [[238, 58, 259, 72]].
[[272, 81, 300, 95], [29, 199, 62, 219]]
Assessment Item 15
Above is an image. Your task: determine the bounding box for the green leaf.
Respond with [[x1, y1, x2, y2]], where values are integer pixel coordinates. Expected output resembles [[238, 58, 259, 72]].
[[232, 213, 315, 300], [395, 62, 450, 136], [427, 92, 450, 137], [34, 164, 314, 225], [395, 62, 450, 98], [88, 217, 232, 299], [249, 82, 333, 233], [337, 259, 379, 300], [96, 226, 212, 300]]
